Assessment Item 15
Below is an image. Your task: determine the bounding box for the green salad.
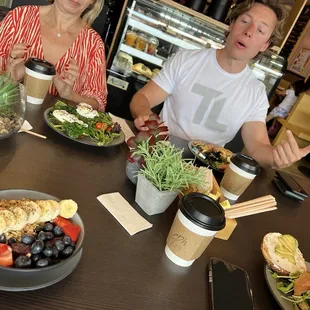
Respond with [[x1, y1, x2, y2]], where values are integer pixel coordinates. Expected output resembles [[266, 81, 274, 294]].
[[47, 101, 121, 146], [271, 271, 310, 310]]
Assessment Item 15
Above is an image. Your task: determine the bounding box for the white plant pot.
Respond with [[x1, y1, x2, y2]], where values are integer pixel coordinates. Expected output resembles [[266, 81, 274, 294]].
[[135, 174, 178, 216]]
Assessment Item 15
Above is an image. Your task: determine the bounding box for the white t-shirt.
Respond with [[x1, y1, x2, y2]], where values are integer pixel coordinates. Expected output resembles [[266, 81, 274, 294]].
[[278, 89, 297, 112], [152, 48, 269, 146]]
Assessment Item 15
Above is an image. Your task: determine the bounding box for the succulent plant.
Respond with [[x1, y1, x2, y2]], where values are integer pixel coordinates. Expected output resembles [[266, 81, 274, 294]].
[[127, 114, 168, 166]]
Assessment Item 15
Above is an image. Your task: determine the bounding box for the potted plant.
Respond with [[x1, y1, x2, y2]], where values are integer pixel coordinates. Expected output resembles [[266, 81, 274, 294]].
[[126, 114, 168, 184], [133, 140, 204, 215], [0, 74, 25, 140]]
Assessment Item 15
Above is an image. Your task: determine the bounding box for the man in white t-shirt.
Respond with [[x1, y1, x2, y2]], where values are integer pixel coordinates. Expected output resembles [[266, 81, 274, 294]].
[[130, 0, 310, 169]]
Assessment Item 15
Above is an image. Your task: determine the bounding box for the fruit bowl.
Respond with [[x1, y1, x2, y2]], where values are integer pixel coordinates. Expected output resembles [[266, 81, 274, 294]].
[[0, 189, 84, 291]]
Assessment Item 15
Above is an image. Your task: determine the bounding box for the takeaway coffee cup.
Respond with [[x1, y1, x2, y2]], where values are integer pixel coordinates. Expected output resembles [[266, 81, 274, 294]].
[[220, 153, 261, 201], [165, 193, 226, 267], [24, 58, 56, 104]]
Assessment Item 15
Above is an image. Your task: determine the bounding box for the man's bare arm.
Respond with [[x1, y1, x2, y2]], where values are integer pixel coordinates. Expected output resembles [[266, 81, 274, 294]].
[[242, 122, 310, 169], [130, 81, 169, 130], [242, 122, 274, 168]]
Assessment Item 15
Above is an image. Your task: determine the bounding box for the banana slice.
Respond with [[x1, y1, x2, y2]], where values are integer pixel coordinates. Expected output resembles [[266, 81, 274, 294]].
[[0, 209, 16, 232], [18, 200, 41, 224], [0, 216, 6, 234], [7, 206, 28, 231], [36, 200, 56, 222], [59, 200, 78, 219], [47, 200, 60, 219]]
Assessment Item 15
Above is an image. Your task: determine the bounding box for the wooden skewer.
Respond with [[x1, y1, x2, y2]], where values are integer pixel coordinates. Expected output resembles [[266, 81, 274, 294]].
[[225, 200, 277, 214], [229, 195, 275, 209], [225, 201, 277, 216], [227, 206, 277, 219], [22, 130, 47, 139]]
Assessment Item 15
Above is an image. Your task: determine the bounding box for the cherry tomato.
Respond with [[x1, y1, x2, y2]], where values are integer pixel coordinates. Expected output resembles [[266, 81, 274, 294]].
[[96, 123, 103, 130]]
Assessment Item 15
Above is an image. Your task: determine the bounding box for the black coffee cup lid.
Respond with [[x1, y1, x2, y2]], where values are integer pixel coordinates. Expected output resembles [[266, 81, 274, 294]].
[[179, 193, 226, 231], [231, 153, 261, 175], [25, 58, 56, 75]]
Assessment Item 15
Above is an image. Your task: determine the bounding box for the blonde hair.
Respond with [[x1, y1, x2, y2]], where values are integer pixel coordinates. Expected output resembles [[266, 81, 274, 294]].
[[47, 0, 104, 25], [228, 0, 288, 46]]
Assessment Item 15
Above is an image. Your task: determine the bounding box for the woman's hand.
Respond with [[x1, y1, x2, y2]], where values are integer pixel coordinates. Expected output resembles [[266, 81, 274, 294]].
[[7, 43, 30, 81], [53, 59, 79, 100]]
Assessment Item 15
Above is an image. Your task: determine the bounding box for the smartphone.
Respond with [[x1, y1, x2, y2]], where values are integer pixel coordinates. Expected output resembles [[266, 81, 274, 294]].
[[275, 171, 308, 199], [208, 258, 254, 310]]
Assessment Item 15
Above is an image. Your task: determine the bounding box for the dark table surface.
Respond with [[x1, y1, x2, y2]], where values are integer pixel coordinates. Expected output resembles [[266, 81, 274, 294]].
[[0, 95, 310, 310]]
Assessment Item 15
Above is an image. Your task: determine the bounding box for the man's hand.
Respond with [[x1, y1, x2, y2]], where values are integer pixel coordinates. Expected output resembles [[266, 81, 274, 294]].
[[134, 115, 151, 131], [273, 130, 310, 168]]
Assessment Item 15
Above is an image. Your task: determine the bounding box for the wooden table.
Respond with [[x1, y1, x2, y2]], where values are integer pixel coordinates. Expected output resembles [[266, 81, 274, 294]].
[[0, 95, 310, 310]]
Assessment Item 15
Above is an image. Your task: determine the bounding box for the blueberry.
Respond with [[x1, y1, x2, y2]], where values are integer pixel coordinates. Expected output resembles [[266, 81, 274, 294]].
[[0, 233, 6, 244], [31, 240, 44, 255], [31, 254, 43, 263], [69, 241, 76, 250], [21, 234, 35, 245], [36, 258, 50, 268], [61, 246, 74, 258], [54, 240, 65, 252], [37, 231, 47, 241], [44, 232, 54, 241], [7, 237, 17, 246], [62, 235, 72, 246], [43, 245, 53, 257], [35, 225, 44, 234], [14, 256, 32, 268], [52, 245, 59, 259], [53, 226, 64, 237], [43, 222, 54, 232]]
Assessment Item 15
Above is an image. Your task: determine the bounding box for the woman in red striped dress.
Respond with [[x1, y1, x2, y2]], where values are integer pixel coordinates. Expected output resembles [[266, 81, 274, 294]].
[[0, 0, 107, 111]]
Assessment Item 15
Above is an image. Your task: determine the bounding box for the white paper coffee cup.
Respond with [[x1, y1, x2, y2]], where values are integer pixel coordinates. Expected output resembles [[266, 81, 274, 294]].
[[24, 58, 56, 105], [220, 153, 261, 201], [165, 193, 226, 267]]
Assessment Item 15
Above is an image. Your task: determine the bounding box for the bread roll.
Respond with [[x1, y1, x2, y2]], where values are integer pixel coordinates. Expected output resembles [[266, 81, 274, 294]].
[[261, 232, 307, 275]]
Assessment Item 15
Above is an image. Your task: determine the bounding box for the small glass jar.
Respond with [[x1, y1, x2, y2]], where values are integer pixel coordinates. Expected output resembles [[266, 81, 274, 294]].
[[147, 37, 159, 55], [125, 30, 137, 47], [135, 33, 148, 52], [0, 76, 25, 140]]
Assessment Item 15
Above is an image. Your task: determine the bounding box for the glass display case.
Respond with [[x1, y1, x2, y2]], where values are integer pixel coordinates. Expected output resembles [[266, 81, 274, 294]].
[[108, 0, 227, 78], [106, 0, 286, 118], [249, 50, 287, 100]]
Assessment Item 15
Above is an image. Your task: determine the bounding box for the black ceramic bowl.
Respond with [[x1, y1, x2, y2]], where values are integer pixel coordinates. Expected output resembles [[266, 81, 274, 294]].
[[0, 189, 84, 291]]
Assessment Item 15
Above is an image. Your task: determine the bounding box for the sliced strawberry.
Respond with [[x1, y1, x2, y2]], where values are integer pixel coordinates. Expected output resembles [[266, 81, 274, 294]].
[[0, 244, 13, 267], [62, 224, 81, 243], [54, 216, 72, 228], [0, 244, 10, 255]]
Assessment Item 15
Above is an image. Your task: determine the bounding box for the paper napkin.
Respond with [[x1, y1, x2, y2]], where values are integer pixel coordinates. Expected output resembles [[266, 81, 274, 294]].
[[97, 192, 152, 236], [18, 120, 33, 132], [109, 114, 135, 142]]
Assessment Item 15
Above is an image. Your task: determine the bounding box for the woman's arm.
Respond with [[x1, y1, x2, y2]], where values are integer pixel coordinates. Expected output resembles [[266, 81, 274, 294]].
[[79, 42, 107, 111], [0, 10, 15, 72]]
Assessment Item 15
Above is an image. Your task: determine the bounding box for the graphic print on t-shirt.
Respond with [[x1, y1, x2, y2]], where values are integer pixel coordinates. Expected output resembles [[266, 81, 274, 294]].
[[192, 83, 228, 133]]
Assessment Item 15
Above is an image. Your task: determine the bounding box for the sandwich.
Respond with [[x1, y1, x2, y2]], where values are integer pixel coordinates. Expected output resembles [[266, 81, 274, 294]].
[[261, 232, 307, 276]]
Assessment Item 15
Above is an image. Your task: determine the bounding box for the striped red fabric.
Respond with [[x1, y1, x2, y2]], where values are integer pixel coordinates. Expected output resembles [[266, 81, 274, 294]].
[[0, 5, 107, 111]]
